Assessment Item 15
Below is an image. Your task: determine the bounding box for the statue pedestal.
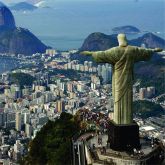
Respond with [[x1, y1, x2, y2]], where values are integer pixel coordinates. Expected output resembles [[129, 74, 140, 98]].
[[108, 121, 141, 151]]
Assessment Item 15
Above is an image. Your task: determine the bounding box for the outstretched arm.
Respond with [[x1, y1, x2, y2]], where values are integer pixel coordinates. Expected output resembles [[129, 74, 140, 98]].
[[81, 50, 107, 63], [153, 48, 163, 52], [134, 47, 163, 62], [80, 51, 95, 56], [81, 48, 116, 64]]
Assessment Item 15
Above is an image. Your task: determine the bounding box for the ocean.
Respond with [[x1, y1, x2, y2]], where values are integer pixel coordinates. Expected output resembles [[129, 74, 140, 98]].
[[12, 0, 165, 50]]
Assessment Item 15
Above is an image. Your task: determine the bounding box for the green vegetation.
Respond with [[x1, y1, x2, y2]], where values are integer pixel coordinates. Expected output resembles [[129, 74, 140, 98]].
[[134, 59, 165, 95], [9, 73, 35, 88], [49, 69, 84, 81], [135, 74, 165, 96], [157, 95, 165, 103], [133, 100, 164, 119], [22, 113, 79, 165]]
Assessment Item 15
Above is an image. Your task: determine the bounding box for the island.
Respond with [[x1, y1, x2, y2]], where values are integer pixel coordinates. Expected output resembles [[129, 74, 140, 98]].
[[9, 2, 37, 11], [112, 25, 141, 34]]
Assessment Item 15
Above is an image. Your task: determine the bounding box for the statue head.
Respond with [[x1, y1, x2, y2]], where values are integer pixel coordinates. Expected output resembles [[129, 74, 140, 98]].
[[117, 34, 128, 47]]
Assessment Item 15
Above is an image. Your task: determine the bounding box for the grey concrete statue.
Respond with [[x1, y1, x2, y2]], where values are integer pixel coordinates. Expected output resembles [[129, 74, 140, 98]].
[[81, 34, 162, 125]]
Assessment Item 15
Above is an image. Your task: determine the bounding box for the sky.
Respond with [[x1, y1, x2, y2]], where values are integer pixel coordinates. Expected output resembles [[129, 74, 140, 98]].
[[1, 0, 103, 5], [1, 0, 165, 4], [1, 0, 40, 4]]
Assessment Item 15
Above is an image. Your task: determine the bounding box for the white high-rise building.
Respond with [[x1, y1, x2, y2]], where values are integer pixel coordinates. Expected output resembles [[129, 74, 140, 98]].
[[25, 124, 33, 137], [15, 112, 22, 131], [24, 113, 30, 124], [88, 61, 93, 68], [101, 65, 112, 83], [147, 87, 155, 98], [14, 140, 24, 154], [97, 65, 102, 76], [139, 88, 147, 100]]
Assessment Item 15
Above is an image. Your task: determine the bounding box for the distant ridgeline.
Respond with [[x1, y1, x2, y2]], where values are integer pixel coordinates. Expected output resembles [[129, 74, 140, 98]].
[[0, 2, 48, 55], [80, 32, 165, 51], [9, 2, 37, 11], [112, 25, 141, 34], [77, 31, 165, 64]]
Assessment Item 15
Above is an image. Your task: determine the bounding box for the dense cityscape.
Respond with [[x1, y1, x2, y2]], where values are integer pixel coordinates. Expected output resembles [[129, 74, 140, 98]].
[[0, 49, 164, 164]]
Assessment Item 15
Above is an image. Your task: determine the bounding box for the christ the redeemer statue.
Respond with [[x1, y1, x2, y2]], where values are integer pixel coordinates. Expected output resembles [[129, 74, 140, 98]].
[[81, 34, 162, 125]]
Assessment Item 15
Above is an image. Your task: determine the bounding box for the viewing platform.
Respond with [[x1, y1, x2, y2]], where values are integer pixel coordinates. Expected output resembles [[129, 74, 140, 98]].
[[73, 133, 165, 165]]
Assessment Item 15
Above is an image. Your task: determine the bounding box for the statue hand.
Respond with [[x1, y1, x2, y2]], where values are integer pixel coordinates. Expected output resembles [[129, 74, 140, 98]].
[[80, 51, 93, 56], [154, 48, 163, 52]]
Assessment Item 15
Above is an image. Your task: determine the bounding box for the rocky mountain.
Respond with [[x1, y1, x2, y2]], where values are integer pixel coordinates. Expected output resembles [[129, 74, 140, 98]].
[[0, 27, 48, 55], [80, 32, 165, 51], [112, 25, 140, 34], [80, 32, 118, 51], [9, 2, 37, 11], [0, 2, 15, 30], [130, 33, 165, 49], [0, 2, 48, 55]]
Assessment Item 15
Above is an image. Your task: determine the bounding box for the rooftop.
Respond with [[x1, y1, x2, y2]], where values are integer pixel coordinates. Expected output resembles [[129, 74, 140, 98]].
[[140, 126, 155, 131]]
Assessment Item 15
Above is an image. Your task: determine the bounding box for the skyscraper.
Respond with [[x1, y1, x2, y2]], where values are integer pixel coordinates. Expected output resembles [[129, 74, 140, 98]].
[[101, 65, 112, 83], [56, 100, 65, 113], [97, 65, 102, 76], [15, 112, 22, 131]]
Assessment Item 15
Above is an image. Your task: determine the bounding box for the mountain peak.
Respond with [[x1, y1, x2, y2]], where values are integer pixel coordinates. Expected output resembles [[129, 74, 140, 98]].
[[0, 2, 15, 29], [0, 2, 5, 7], [0, 1, 48, 55], [130, 32, 165, 49], [80, 32, 118, 51]]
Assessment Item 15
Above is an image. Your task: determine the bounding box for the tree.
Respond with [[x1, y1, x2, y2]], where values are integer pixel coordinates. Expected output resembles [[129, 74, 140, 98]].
[[133, 100, 164, 119], [23, 113, 79, 165], [9, 73, 35, 88]]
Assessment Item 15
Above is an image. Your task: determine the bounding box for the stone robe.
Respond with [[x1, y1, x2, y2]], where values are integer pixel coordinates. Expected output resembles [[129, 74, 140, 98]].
[[92, 46, 154, 125]]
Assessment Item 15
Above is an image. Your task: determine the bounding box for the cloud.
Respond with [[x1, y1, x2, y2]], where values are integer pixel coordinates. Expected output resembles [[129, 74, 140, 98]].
[[0, 0, 42, 5]]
